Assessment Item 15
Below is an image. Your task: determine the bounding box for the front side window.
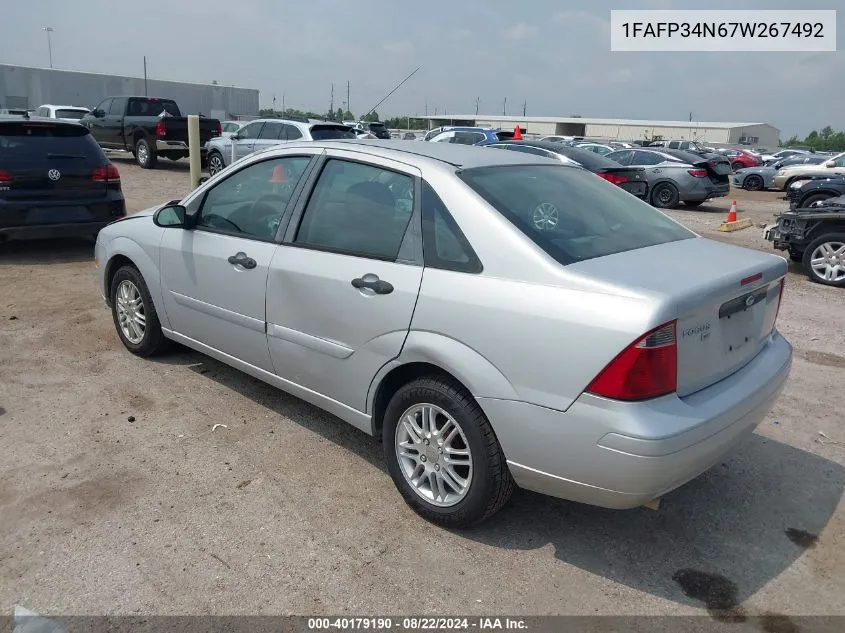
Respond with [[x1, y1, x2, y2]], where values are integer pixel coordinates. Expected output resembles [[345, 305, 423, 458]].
[[258, 121, 284, 140], [295, 159, 415, 260], [94, 99, 112, 114], [459, 165, 694, 265], [108, 98, 127, 116], [196, 156, 312, 240], [833, 154, 845, 167], [238, 122, 264, 139], [631, 151, 664, 166]]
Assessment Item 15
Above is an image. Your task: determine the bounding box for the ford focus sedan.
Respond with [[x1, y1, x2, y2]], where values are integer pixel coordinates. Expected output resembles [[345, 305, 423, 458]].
[[95, 140, 792, 527]]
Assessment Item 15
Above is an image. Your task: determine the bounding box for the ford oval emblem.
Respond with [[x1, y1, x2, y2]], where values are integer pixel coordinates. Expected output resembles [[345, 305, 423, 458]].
[[745, 295, 756, 307], [48, 169, 61, 181]]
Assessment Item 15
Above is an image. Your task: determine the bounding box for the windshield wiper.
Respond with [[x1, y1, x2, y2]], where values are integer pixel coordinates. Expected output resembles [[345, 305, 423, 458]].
[[47, 153, 86, 159]]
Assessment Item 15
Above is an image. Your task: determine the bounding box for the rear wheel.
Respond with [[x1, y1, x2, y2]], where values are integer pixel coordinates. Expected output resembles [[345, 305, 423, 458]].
[[207, 151, 225, 176], [109, 265, 171, 356], [135, 138, 158, 169], [382, 376, 514, 527], [651, 182, 680, 209], [731, 162, 744, 172], [803, 233, 845, 287], [744, 174, 764, 191]]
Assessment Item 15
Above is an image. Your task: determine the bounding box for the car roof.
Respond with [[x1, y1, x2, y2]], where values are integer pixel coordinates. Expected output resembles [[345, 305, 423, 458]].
[[268, 139, 555, 169], [38, 104, 90, 109], [493, 140, 623, 169], [0, 115, 84, 126]]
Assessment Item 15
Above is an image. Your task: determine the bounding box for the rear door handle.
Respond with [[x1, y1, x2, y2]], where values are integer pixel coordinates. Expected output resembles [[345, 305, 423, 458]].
[[351, 275, 393, 295], [227, 252, 257, 269]]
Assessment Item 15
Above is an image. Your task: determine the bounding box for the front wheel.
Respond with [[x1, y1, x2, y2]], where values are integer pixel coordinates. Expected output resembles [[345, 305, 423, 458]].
[[383, 376, 514, 527], [803, 233, 845, 287], [744, 174, 764, 191], [651, 182, 680, 209], [110, 265, 172, 355]]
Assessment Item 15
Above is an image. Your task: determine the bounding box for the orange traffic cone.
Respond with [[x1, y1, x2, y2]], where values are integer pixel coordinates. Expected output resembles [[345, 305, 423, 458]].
[[512, 125, 523, 140], [270, 165, 287, 184], [726, 200, 737, 223]]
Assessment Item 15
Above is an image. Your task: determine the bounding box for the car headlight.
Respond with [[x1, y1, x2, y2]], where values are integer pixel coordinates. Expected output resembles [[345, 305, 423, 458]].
[[790, 180, 808, 189]]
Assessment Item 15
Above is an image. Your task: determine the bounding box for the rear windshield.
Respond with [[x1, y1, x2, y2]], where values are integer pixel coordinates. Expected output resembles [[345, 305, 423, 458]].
[[127, 98, 180, 117], [0, 122, 104, 161], [55, 109, 88, 120], [458, 165, 694, 265], [309, 125, 357, 140], [545, 146, 623, 170], [367, 122, 387, 129]]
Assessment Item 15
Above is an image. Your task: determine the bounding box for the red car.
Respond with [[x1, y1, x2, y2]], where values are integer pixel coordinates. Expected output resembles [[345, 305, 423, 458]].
[[724, 148, 762, 171]]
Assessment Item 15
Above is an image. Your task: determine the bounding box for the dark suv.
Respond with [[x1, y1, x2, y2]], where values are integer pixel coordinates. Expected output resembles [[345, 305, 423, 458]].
[[357, 121, 392, 139], [0, 116, 125, 241]]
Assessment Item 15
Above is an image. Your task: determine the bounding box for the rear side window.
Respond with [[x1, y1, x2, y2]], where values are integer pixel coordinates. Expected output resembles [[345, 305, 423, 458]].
[[452, 131, 485, 145], [421, 181, 482, 273], [309, 125, 356, 140], [295, 159, 414, 260], [127, 98, 180, 117], [458, 165, 694, 265], [0, 123, 104, 161], [259, 121, 284, 140]]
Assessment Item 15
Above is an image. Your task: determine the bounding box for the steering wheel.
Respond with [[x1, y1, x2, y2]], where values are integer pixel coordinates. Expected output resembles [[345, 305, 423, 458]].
[[203, 213, 242, 232], [249, 194, 286, 234]]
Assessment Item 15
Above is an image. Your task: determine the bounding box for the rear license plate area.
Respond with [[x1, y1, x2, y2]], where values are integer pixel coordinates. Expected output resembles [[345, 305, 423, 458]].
[[719, 286, 768, 353], [26, 206, 94, 224]]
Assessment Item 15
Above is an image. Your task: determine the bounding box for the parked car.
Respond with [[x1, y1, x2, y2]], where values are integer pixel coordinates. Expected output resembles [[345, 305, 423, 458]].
[[487, 140, 649, 200], [0, 116, 125, 241], [427, 127, 506, 146], [786, 176, 845, 210], [204, 118, 356, 175], [355, 121, 392, 139], [773, 152, 845, 190], [420, 126, 451, 141], [33, 104, 91, 123], [220, 120, 246, 138], [79, 96, 222, 169], [722, 148, 762, 171], [732, 166, 778, 191], [605, 148, 731, 208], [771, 154, 828, 171], [402, 132, 417, 140], [575, 143, 615, 156], [761, 149, 809, 164], [539, 135, 580, 143], [651, 140, 710, 154], [95, 139, 791, 526], [766, 194, 845, 286]]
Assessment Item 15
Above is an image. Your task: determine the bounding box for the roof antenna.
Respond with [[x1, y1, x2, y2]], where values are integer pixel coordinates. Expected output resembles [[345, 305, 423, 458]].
[[361, 66, 421, 120]]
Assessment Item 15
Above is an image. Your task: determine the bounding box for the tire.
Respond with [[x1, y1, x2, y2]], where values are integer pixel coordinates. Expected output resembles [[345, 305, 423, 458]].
[[134, 138, 158, 169], [800, 193, 834, 209], [684, 200, 705, 208], [207, 151, 225, 176], [744, 174, 764, 191], [731, 162, 744, 172], [802, 233, 845, 287], [651, 182, 680, 209], [109, 265, 172, 356], [382, 376, 514, 527]]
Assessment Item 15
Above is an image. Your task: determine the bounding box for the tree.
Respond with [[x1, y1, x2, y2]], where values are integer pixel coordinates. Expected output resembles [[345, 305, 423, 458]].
[[362, 111, 380, 122], [779, 127, 845, 152], [335, 108, 344, 121]]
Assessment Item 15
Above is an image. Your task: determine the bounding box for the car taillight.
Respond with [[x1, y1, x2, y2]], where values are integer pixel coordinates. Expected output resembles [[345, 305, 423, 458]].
[[772, 278, 785, 332], [92, 164, 120, 182], [586, 321, 677, 401], [597, 172, 629, 185], [0, 169, 13, 183], [688, 168, 708, 177], [214, 121, 222, 137], [155, 120, 166, 136]]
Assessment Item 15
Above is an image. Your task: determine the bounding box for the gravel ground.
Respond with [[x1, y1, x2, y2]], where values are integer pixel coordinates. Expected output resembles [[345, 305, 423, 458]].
[[1, 157, 843, 619]]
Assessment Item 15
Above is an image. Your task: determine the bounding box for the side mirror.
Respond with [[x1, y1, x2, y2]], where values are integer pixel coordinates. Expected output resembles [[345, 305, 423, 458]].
[[825, 160, 836, 168], [153, 204, 188, 228], [92, 109, 105, 118], [230, 134, 240, 141]]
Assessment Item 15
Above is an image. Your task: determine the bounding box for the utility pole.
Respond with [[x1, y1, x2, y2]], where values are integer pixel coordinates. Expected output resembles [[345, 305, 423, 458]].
[[475, 97, 480, 115], [330, 83, 334, 118], [282, 93, 285, 115], [347, 80, 350, 117], [425, 101, 428, 116], [503, 97, 507, 116], [523, 101, 527, 116], [272, 94, 276, 112], [143, 55, 147, 96], [42, 27, 54, 69]]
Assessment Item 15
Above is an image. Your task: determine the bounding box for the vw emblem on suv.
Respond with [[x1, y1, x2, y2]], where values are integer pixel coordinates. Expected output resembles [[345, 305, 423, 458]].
[[48, 169, 61, 181]]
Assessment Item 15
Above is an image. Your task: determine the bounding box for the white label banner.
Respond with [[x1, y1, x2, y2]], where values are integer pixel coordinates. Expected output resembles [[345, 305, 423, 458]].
[[610, 10, 837, 51]]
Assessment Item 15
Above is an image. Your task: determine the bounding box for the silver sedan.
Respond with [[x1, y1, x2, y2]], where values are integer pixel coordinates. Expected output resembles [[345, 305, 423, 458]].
[[732, 166, 778, 191], [95, 140, 792, 526]]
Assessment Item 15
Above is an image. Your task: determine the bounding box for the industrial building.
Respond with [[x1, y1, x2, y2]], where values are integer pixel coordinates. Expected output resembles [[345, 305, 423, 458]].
[[422, 114, 781, 148], [0, 64, 259, 120]]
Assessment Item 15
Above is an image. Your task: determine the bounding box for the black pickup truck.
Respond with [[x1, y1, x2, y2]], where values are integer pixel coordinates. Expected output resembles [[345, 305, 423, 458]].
[[80, 96, 221, 169]]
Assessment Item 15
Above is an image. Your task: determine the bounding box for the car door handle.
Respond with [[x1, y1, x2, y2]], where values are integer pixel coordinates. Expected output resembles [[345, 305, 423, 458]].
[[227, 252, 257, 269], [351, 275, 393, 295]]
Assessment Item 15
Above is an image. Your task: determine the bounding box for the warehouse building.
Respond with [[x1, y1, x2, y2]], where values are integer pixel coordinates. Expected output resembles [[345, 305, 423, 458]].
[[422, 114, 780, 149], [0, 64, 259, 120]]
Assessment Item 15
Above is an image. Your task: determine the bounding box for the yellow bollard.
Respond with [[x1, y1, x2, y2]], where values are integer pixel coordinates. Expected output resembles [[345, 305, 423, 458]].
[[187, 114, 201, 189]]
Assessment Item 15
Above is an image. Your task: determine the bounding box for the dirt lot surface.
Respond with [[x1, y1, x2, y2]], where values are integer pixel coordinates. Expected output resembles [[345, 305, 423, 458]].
[[1, 156, 844, 618]]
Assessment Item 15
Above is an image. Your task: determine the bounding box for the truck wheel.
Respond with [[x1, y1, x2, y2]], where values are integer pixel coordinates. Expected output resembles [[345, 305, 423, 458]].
[[135, 138, 158, 169], [803, 233, 845, 287]]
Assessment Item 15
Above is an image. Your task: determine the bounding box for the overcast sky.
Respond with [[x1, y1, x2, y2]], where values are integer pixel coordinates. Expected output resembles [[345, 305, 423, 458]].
[[1, 0, 843, 137]]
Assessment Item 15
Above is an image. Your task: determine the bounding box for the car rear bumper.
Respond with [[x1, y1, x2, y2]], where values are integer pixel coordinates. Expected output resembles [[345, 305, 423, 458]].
[[0, 199, 125, 240], [155, 140, 209, 155], [479, 331, 792, 509], [0, 220, 112, 240]]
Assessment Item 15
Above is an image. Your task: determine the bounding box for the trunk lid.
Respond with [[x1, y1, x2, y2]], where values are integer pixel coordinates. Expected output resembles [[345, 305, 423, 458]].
[[568, 237, 787, 397]]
